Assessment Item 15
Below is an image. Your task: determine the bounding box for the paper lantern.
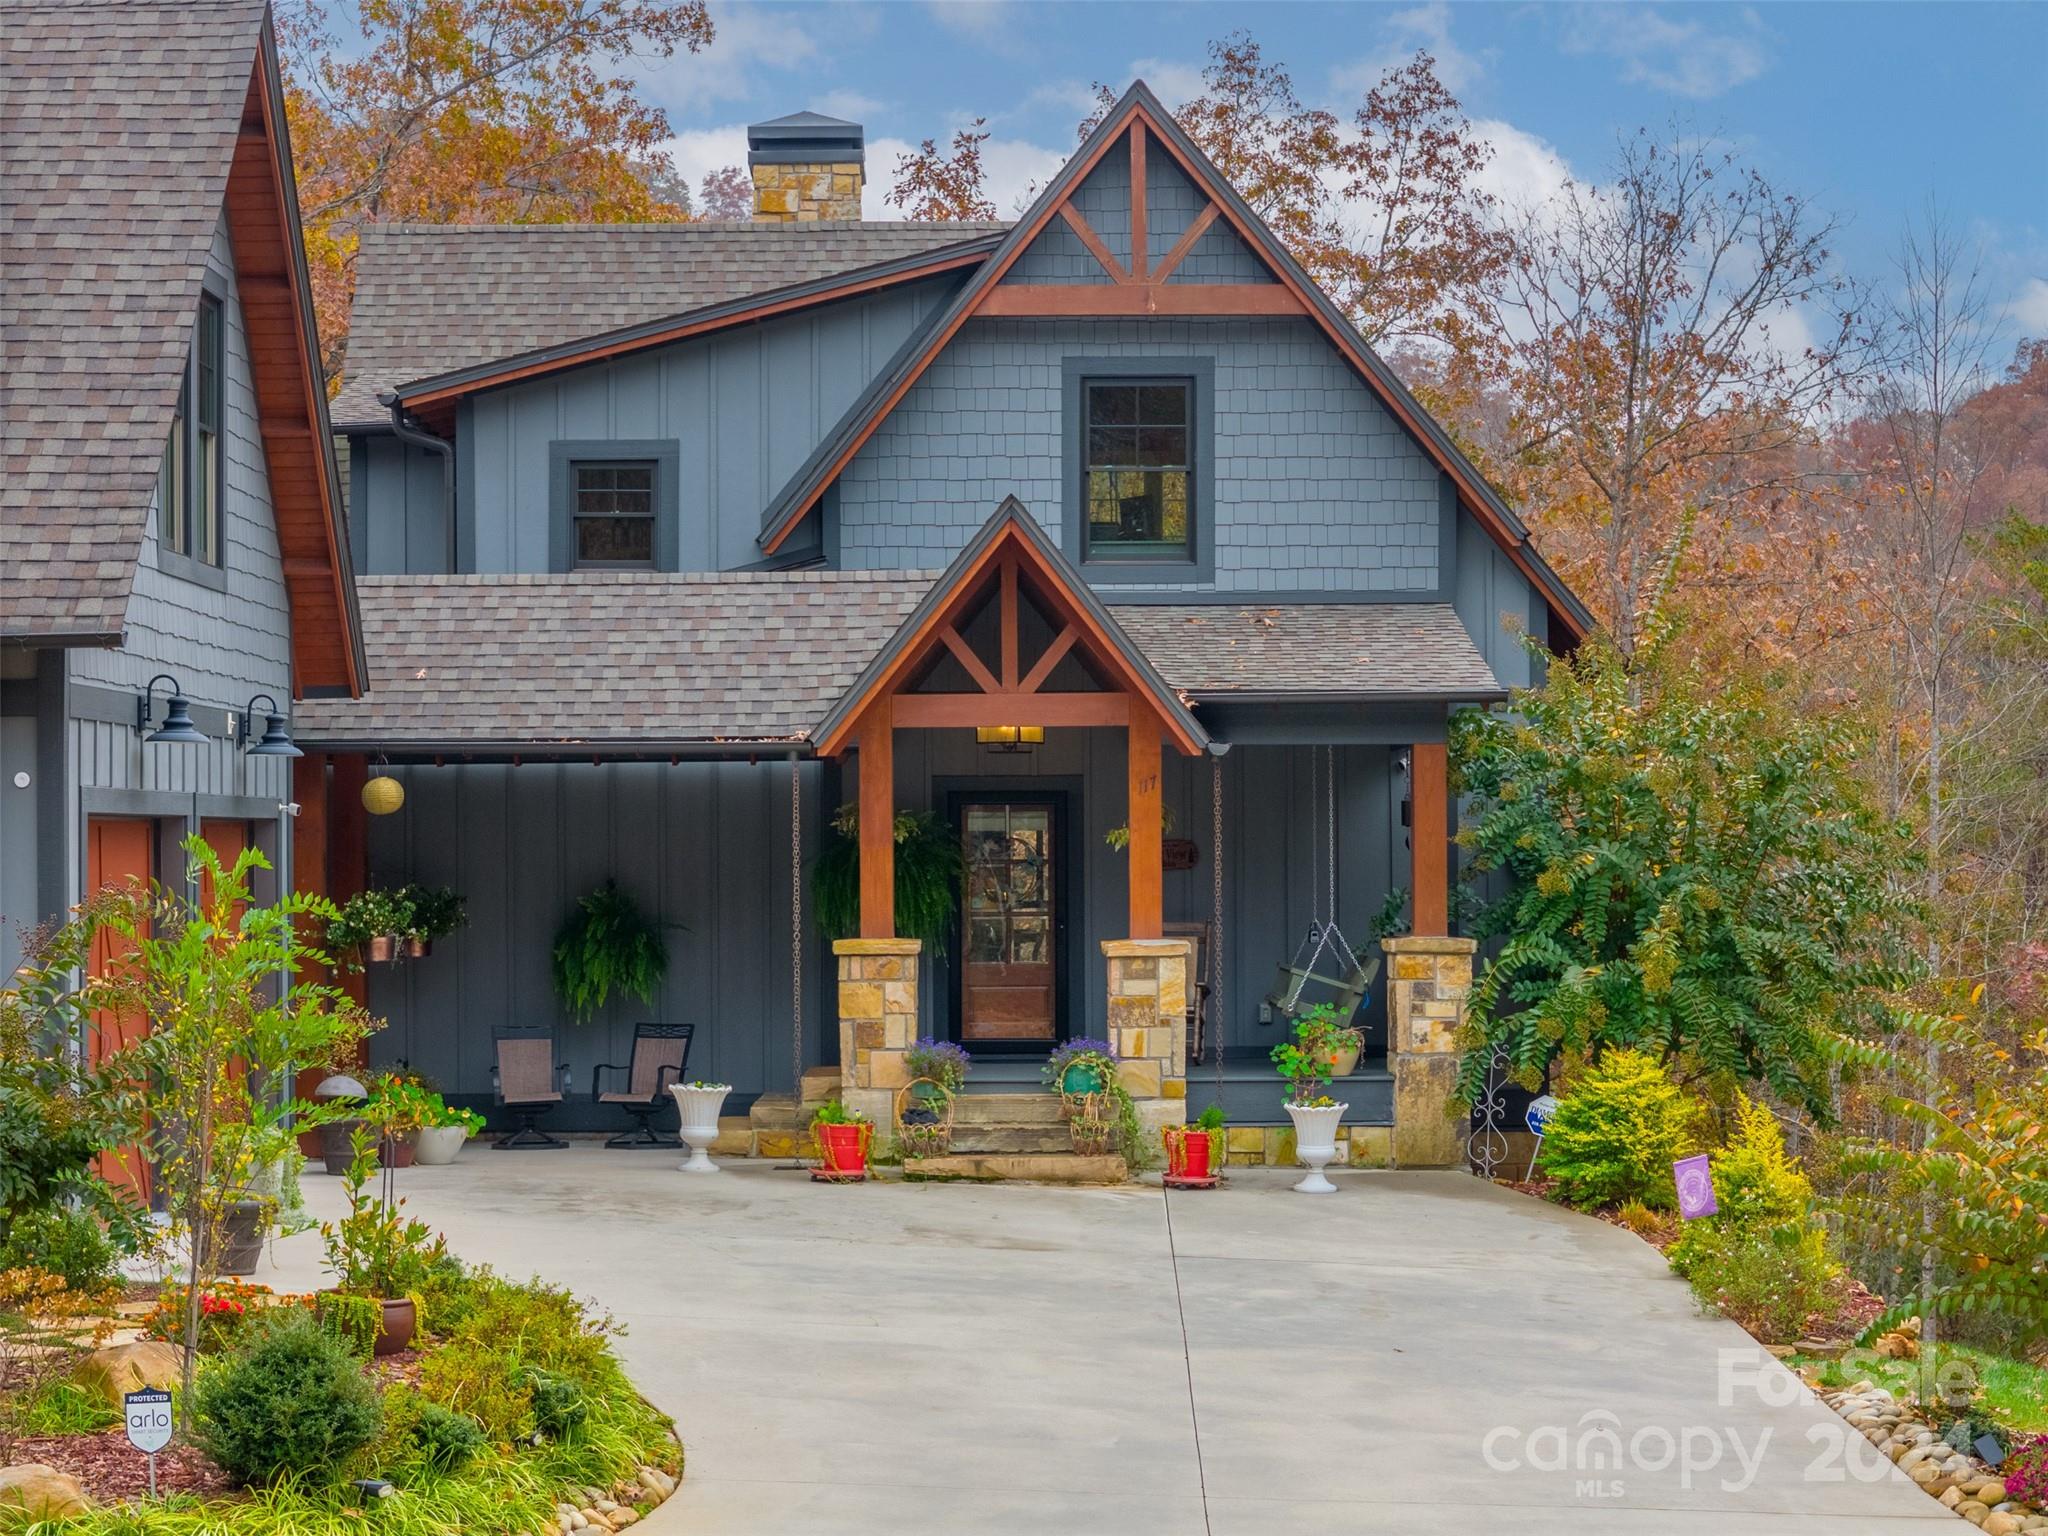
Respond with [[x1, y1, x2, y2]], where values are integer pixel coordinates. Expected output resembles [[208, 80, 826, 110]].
[[362, 775, 405, 816]]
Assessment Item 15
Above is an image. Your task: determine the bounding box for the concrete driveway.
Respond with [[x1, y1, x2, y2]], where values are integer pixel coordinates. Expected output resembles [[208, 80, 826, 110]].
[[277, 1149, 1945, 1534]]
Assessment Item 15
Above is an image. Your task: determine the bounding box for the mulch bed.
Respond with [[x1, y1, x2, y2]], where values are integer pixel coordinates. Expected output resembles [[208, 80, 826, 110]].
[[10, 1428, 236, 1503]]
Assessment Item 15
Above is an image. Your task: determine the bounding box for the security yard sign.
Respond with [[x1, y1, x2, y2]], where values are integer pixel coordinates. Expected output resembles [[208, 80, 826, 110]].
[[124, 1388, 172, 1496]]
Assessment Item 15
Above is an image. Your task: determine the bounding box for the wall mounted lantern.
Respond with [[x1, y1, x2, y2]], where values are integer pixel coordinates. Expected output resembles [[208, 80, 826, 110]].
[[136, 674, 208, 744], [975, 725, 1044, 754], [237, 694, 303, 758]]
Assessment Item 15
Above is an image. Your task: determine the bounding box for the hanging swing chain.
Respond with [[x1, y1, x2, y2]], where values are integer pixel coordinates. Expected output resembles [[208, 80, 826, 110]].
[[1211, 751, 1225, 1092], [1286, 747, 1359, 988], [790, 754, 803, 1102]]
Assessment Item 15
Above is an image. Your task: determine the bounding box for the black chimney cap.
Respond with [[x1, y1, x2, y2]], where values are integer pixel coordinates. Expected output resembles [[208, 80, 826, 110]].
[[746, 110, 864, 169]]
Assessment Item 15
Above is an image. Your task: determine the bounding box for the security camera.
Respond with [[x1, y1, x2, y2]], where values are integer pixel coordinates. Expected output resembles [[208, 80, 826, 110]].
[[278, 801, 302, 818]]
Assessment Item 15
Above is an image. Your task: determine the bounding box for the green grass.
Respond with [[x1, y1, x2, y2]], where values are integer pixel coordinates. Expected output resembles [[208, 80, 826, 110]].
[[15, 1380, 122, 1436], [1793, 1344, 2048, 1432]]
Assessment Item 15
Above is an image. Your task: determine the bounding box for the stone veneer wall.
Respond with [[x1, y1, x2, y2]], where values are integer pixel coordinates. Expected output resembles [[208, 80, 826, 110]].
[[832, 938, 921, 1143], [1383, 935, 1478, 1168], [750, 162, 862, 221], [1103, 938, 1191, 1138]]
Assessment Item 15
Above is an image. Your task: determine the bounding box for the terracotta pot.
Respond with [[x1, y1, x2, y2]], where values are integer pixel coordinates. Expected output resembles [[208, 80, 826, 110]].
[[378, 1130, 417, 1168], [401, 936, 430, 959], [364, 934, 400, 964], [373, 1297, 416, 1357]]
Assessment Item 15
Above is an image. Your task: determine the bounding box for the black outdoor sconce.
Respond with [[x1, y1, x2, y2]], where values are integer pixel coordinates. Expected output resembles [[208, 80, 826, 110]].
[[237, 693, 303, 758], [136, 674, 208, 744]]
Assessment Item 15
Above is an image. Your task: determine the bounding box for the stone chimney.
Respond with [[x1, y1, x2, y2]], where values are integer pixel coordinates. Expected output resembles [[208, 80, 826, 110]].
[[747, 110, 864, 222]]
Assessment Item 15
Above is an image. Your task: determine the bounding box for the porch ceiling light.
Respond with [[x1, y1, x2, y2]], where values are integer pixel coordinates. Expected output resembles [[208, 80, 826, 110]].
[[136, 674, 208, 744], [975, 725, 1044, 749], [362, 774, 405, 816], [237, 693, 304, 758]]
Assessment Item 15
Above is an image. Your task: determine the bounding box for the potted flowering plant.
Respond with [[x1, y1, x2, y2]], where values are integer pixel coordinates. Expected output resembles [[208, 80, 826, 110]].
[[406, 1086, 486, 1166], [400, 884, 466, 959], [1296, 1001, 1364, 1078], [1273, 1020, 1348, 1194], [1164, 1104, 1225, 1185], [898, 1038, 969, 1157], [320, 1126, 447, 1354], [1044, 1038, 1117, 1098], [809, 1099, 873, 1181]]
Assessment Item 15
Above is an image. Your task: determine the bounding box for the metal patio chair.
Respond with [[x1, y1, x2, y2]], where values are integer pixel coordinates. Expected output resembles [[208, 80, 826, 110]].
[[591, 1023, 695, 1148], [491, 1029, 571, 1149]]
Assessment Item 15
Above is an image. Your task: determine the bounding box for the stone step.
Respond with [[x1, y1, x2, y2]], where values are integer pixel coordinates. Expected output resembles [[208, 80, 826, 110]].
[[799, 1066, 840, 1106], [903, 1153, 1129, 1185], [747, 1093, 799, 1131], [947, 1124, 1074, 1155], [951, 1092, 1065, 1127]]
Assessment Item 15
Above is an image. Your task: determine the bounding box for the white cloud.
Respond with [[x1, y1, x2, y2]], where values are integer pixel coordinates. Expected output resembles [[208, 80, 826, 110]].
[[1561, 5, 1772, 100], [861, 133, 1066, 219], [1124, 55, 1207, 110], [646, 2, 817, 114], [815, 89, 886, 124], [1469, 117, 1576, 220], [658, 123, 751, 201], [1333, 2, 1488, 98], [922, 0, 1021, 48], [2010, 276, 2048, 335]]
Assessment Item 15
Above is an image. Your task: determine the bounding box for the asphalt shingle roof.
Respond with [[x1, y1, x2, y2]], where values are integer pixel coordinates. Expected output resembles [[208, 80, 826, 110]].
[[332, 220, 1011, 424], [291, 577, 1507, 750], [1112, 603, 1505, 698], [0, 0, 265, 639]]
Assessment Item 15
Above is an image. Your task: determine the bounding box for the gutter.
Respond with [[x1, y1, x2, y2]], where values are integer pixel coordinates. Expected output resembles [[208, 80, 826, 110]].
[[381, 394, 456, 571]]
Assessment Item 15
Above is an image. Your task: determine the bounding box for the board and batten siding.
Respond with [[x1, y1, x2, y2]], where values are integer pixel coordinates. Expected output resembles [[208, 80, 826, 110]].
[[428, 276, 958, 576], [362, 760, 828, 1116], [833, 316, 1444, 593]]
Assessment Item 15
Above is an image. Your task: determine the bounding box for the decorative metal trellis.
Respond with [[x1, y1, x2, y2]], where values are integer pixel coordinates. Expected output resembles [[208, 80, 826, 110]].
[[1464, 1043, 1511, 1180]]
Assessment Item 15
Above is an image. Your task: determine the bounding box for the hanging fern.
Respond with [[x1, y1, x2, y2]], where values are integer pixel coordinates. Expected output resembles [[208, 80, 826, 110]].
[[812, 806, 966, 956], [551, 881, 668, 1024]]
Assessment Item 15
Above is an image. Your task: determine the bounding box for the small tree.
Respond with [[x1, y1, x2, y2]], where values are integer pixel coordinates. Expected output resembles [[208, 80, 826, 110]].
[[96, 838, 372, 1422], [887, 119, 997, 221], [1452, 639, 1921, 1117]]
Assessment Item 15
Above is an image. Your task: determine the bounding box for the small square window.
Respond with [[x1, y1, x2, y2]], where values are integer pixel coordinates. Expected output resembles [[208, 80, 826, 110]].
[[571, 462, 656, 568], [1083, 379, 1193, 562]]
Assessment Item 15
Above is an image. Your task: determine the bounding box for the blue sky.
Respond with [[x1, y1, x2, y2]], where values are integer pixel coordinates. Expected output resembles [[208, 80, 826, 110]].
[[642, 1, 2048, 353]]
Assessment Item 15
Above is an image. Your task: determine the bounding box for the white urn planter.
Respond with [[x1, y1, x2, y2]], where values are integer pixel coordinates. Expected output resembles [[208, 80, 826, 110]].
[[413, 1124, 469, 1166], [670, 1083, 734, 1173], [1284, 1100, 1348, 1194]]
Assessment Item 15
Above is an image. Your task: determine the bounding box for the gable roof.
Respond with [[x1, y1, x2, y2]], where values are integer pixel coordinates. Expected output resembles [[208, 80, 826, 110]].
[[810, 496, 1208, 757], [0, 0, 263, 641], [1, 0, 363, 689], [335, 220, 1010, 426], [752, 81, 1593, 642]]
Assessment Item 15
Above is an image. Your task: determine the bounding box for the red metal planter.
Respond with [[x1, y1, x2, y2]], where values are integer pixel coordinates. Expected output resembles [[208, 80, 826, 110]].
[[1163, 1126, 1220, 1189], [813, 1122, 870, 1182]]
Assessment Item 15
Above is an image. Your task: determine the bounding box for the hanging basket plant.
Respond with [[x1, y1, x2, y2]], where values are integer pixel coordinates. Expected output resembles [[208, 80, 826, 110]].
[[812, 805, 966, 956], [551, 880, 668, 1024]]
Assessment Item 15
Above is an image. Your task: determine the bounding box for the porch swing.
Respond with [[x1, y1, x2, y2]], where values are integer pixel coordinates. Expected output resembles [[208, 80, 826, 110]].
[[1263, 746, 1381, 1027]]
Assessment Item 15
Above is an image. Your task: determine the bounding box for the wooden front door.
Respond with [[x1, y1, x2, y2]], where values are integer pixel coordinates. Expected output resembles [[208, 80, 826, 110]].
[[86, 817, 155, 1202], [960, 800, 1060, 1044]]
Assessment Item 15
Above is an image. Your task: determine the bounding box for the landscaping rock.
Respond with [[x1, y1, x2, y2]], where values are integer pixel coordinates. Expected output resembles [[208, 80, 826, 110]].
[[71, 1340, 183, 1407], [1985, 1515, 2023, 1536], [0, 1464, 90, 1519]]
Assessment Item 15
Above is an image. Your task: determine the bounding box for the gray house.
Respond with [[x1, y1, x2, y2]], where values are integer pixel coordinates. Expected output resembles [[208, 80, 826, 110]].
[[302, 86, 1589, 1166], [0, 0, 361, 1123]]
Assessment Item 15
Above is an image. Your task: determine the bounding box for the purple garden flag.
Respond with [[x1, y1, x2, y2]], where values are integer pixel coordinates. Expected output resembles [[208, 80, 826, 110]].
[[1674, 1154, 1718, 1220]]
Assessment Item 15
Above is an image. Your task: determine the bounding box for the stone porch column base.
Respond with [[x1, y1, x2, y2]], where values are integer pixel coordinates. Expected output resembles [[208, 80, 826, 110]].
[[833, 938, 921, 1147], [1103, 938, 1190, 1142], [1382, 935, 1478, 1169]]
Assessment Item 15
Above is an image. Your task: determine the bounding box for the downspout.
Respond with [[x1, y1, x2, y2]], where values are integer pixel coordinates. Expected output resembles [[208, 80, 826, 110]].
[[379, 393, 456, 572]]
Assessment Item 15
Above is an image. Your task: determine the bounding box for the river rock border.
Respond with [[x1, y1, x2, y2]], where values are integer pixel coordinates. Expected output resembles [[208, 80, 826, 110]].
[[524, 1462, 678, 1536], [1824, 1383, 2044, 1533]]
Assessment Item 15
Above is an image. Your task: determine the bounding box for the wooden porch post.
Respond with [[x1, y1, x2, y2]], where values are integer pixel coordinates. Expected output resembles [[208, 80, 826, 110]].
[[1410, 741, 1449, 937], [1127, 708, 1163, 939], [857, 701, 895, 939]]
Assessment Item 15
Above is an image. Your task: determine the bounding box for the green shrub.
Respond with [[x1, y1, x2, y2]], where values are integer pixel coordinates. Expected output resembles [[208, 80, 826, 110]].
[[517, 1366, 587, 1438], [0, 1205, 120, 1292], [192, 1309, 382, 1485], [1702, 1093, 1812, 1222], [411, 1401, 489, 1472], [1667, 1221, 1838, 1342], [415, 1339, 533, 1445], [1538, 1049, 1702, 1209]]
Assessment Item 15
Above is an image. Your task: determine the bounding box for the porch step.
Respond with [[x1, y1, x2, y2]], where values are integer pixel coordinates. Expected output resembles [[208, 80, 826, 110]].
[[947, 1092, 1070, 1153], [903, 1153, 1129, 1185], [799, 1066, 840, 1107], [747, 1093, 806, 1160]]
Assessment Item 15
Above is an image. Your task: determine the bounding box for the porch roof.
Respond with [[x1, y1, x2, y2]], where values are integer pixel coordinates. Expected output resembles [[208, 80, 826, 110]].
[[290, 574, 1508, 754]]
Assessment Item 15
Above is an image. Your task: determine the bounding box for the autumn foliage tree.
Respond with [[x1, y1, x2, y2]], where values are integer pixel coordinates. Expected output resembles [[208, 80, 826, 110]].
[[887, 118, 998, 221], [278, 0, 716, 379]]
